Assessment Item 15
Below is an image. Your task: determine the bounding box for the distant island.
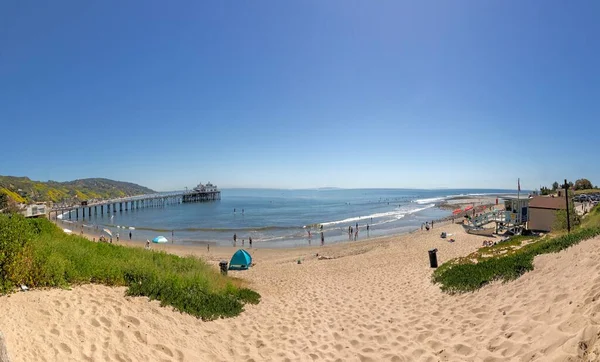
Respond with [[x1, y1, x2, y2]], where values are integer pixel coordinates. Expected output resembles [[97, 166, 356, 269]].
[[0, 176, 155, 204]]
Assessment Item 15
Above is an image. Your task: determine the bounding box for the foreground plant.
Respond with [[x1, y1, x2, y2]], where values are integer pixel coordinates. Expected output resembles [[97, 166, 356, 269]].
[[432, 227, 600, 293], [0, 215, 259, 320]]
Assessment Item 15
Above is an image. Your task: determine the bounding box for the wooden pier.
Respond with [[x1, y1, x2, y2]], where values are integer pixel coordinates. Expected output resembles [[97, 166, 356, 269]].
[[50, 183, 220, 221]]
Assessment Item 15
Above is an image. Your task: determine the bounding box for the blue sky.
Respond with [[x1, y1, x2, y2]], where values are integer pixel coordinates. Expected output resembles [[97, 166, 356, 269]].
[[1, 1, 598, 191]]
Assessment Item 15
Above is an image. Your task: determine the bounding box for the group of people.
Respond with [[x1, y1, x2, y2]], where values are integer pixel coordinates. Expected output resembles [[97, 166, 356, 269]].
[[347, 223, 371, 241], [482, 240, 496, 247], [233, 233, 253, 248], [305, 227, 325, 246], [421, 220, 435, 231]]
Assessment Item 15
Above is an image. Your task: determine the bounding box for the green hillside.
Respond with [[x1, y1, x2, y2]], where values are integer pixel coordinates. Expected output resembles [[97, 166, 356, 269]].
[[0, 176, 155, 203]]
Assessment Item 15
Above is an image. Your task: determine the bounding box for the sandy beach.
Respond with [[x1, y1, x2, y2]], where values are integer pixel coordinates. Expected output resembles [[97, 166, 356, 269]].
[[1, 218, 599, 361]]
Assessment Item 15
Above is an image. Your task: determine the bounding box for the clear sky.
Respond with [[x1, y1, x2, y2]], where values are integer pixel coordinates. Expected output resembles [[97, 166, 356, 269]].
[[1, 1, 598, 191]]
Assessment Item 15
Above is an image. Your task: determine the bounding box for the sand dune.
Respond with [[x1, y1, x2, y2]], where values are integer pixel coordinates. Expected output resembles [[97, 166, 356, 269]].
[[1, 222, 600, 361]]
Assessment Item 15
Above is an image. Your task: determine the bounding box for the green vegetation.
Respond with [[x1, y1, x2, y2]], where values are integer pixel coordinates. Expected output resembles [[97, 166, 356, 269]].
[[433, 228, 600, 293], [539, 178, 596, 195], [0, 176, 155, 203], [575, 188, 600, 195], [581, 204, 600, 229], [0, 215, 259, 320], [552, 205, 581, 232]]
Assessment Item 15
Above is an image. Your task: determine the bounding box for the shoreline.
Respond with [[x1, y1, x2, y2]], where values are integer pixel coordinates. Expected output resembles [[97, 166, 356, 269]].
[[51, 196, 499, 250]]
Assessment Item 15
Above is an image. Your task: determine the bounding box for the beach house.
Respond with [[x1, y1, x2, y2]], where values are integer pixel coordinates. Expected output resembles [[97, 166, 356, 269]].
[[21, 203, 48, 218], [527, 196, 567, 232]]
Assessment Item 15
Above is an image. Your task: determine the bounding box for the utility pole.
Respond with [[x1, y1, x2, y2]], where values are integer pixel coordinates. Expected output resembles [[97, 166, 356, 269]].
[[563, 179, 571, 233]]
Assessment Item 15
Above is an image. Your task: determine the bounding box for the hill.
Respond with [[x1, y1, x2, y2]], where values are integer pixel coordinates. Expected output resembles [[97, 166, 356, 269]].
[[0, 176, 155, 203]]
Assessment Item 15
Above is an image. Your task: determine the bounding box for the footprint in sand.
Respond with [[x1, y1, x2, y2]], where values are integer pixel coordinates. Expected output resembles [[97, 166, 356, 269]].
[[59, 343, 72, 354], [99, 316, 112, 327], [453, 343, 474, 356], [134, 331, 146, 344], [50, 328, 60, 336], [154, 344, 174, 357], [124, 315, 140, 327], [113, 353, 132, 362], [114, 330, 125, 342], [90, 318, 101, 327]]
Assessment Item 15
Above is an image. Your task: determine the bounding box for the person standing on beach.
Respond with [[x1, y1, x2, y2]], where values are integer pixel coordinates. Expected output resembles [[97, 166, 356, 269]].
[[431, 220, 434, 229], [242, 239, 244, 246], [129, 231, 132, 240], [354, 229, 358, 241], [249, 237, 252, 248], [116, 232, 119, 242], [233, 233, 237, 245], [321, 232, 325, 245], [367, 224, 370, 233], [307, 230, 311, 238], [171, 230, 174, 244]]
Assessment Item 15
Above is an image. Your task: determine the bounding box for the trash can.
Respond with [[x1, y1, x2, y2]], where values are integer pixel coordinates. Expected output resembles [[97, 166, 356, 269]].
[[428, 249, 438, 268], [219, 260, 228, 275]]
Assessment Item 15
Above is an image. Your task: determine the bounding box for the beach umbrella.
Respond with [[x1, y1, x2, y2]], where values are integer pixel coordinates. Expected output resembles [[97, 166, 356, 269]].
[[152, 236, 168, 243], [464, 205, 474, 211], [452, 208, 462, 215], [103, 228, 113, 237]]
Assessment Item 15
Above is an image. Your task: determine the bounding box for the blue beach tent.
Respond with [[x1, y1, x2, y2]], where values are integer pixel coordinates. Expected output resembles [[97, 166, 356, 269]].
[[229, 249, 252, 270]]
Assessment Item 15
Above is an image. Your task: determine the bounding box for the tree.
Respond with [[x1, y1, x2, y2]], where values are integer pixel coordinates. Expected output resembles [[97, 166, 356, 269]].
[[552, 181, 559, 191], [568, 181, 574, 189], [574, 178, 593, 191], [0, 194, 23, 214]]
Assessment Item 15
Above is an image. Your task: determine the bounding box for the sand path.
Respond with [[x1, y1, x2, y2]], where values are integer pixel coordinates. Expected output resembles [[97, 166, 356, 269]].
[[1, 222, 599, 361]]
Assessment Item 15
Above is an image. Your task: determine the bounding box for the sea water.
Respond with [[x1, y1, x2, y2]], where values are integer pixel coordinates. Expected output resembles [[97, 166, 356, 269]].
[[60, 188, 516, 247]]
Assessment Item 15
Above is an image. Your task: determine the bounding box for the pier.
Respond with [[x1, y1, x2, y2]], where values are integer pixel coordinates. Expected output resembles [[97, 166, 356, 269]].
[[50, 182, 220, 221]]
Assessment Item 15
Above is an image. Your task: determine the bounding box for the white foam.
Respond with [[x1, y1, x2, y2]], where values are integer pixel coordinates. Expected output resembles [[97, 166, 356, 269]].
[[317, 204, 435, 228], [413, 197, 447, 205]]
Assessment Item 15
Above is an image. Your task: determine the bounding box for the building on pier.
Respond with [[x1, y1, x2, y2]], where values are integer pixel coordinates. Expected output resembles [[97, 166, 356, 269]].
[[183, 182, 221, 203]]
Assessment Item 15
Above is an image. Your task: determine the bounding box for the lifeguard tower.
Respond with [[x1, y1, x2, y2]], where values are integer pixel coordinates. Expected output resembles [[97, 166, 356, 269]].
[[462, 196, 531, 235]]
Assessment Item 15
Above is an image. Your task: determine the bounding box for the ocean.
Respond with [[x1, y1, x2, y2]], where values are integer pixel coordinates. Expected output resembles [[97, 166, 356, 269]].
[[59, 188, 517, 247]]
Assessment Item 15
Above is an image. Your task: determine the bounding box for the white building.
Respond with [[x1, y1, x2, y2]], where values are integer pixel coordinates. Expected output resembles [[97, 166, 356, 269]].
[[21, 204, 48, 218]]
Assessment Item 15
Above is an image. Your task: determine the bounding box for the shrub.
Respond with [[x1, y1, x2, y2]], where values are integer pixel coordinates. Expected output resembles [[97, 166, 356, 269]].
[[433, 227, 600, 293], [552, 207, 581, 232], [0, 217, 260, 320]]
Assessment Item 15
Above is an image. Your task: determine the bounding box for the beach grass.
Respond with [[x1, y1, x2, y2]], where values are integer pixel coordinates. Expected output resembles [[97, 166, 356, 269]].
[[0, 214, 259, 320], [433, 227, 600, 293], [581, 204, 600, 229]]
